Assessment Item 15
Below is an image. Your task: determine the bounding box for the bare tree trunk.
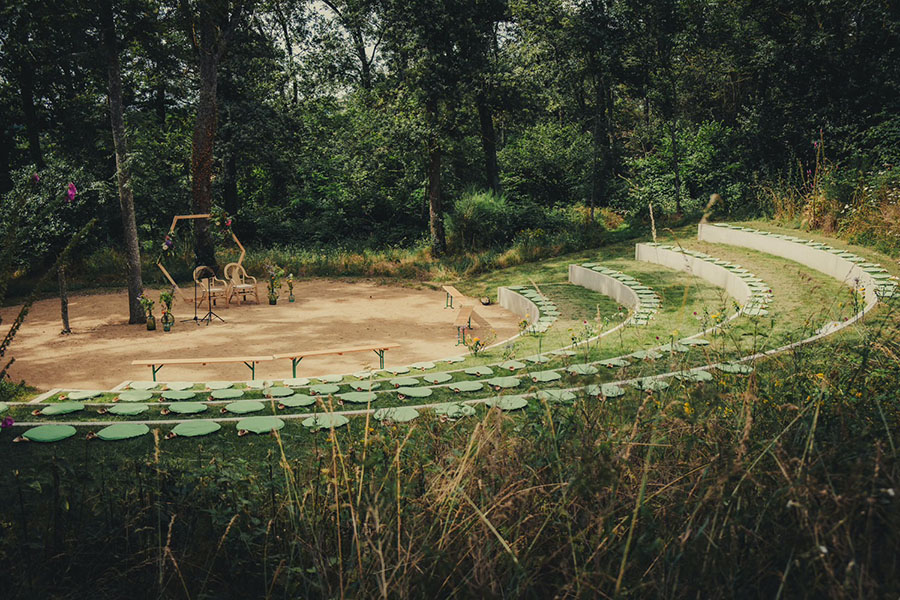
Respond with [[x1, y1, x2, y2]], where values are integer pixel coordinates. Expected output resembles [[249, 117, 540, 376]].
[[101, 0, 146, 325], [669, 120, 682, 216], [19, 62, 45, 170], [426, 99, 445, 256], [477, 94, 501, 196], [191, 44, 219, 269], [352, 31, 372, 90], [58, 266, 70, 334]]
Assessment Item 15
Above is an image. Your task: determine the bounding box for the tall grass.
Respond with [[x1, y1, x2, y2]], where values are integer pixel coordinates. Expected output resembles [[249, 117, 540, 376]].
[[1, 301, 898, 597]]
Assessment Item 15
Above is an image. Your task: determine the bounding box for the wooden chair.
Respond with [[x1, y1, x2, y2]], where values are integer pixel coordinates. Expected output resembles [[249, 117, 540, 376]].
[[193, 265, 229, 307], [224, 262, 259, 305]]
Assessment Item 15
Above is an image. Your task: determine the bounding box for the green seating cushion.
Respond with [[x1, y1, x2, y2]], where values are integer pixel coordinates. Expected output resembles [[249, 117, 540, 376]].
[[172, 421, 221, 437], [23, 424, 77, 442], [97, 423, 150, 441], [237, 416, 285, 434]]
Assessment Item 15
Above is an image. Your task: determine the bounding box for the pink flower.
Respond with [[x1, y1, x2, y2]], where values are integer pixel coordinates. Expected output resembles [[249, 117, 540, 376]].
[[225, 218, 232, 227], [66, 182, 77, 203], [1, 416, 14, 429], [31, 173, 40, 183]]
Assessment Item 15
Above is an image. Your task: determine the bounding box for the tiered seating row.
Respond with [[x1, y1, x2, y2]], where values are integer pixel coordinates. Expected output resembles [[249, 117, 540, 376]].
[[636, 243, 772, 317], [568, 264, 660, 325]]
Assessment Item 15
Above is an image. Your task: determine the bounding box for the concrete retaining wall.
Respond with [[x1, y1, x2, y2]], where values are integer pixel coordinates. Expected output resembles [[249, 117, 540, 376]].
[[567, 265, 640, 309], [698, 223, 878, 309], [498, 287, 540, 324], [634, 243, 753, 305]]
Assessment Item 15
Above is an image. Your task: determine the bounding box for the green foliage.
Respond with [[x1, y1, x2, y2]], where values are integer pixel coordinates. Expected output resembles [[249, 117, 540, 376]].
[[0, 159, 111, 272], [499, 122, 592, 208], [447, 189, 512, 250], [625, 121, 748, 216]]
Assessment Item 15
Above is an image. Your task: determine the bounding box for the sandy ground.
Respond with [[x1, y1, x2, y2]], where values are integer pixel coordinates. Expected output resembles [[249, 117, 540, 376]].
[[1, 279, 520, 390]]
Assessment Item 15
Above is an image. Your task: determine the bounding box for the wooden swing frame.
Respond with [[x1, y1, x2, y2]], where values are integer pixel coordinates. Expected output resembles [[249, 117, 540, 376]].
[[156, 213, 246, 305]]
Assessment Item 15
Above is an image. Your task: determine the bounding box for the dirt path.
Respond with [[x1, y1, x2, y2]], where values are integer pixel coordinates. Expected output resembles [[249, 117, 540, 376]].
[[1, 279, 519, 390]]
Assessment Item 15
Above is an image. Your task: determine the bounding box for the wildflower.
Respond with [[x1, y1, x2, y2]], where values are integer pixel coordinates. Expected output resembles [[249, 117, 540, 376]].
[[0, 416, 14, 429], [225, 218, 232, 227], [66, 182, 77, 203], [31, 173, 40, 184]]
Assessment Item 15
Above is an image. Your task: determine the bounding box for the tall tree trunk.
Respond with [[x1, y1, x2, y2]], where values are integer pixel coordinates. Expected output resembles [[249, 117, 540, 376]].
[[58, 265, 71, 334], [274, 3, 298, 102], [191, 45, 219, 269], [224, 151, 239, 216], [590, 74, 613, 221], [101, 0, 146, 325], [668, 120, 682, 216], [0, 125, 12, 194], [476, 94, 501, 196], [352, 31, 372, 90], [426, 99, 445, 256], [18, 62, 45, 170], [155, 75, 166, 125]]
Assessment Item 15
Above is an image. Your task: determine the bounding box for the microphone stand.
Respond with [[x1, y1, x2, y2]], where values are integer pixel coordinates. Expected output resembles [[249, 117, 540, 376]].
[[181, 278, 201, 324], [199, 271, 225, 325]]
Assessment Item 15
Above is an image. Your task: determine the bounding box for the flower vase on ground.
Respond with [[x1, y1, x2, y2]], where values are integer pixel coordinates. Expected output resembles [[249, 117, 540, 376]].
[[289, 293, 295, 303], [269, 294, 278, 306], [162, 311, 175, 332], [139, 292, 156, 331]]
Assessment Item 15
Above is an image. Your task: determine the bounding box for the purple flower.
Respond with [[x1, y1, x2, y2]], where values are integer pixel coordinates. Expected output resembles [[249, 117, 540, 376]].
[[1, 416, 14, 429], [66, 182, 77, 203], [31, 173, 40, 183], [163, 235, 173, 249]]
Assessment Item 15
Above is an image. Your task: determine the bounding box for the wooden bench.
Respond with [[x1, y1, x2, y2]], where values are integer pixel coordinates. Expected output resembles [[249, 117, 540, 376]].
[[273, 343, 401, 377], [442, 285, 467, 309], [132, 355, 275, 381], [453, 306, 491, 344]]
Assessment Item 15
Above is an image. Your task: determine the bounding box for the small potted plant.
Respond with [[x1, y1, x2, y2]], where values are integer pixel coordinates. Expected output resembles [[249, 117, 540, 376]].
[[160, 289, 175, 332], [287, 273, 295, 302], [265, 262, 285, 305], [139, 293, 156, 331]]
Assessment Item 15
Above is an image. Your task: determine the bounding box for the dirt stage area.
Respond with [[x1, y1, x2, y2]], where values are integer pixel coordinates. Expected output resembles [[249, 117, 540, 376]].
[[1, 279, 520, 390]]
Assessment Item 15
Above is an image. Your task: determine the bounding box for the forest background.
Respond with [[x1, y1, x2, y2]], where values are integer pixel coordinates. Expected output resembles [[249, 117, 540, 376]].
[[2, 0, 899, 285]]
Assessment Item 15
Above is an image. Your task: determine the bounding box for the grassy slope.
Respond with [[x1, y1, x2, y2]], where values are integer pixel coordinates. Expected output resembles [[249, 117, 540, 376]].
[[1, 220, 898, 597]]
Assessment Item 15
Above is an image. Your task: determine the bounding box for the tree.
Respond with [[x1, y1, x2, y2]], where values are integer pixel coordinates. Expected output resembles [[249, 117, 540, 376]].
[[100, 0, 145, 324], [179, 0, 253, 268]]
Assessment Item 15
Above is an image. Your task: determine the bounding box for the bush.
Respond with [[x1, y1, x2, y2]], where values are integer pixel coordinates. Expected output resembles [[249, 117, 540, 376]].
[[625, 120, 748, 217], [499, 122, 591, 207], [447, 190, 514, 250]]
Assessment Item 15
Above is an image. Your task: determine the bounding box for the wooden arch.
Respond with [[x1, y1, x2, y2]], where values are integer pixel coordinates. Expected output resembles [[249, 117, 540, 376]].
[[157, 213, 246, 304]]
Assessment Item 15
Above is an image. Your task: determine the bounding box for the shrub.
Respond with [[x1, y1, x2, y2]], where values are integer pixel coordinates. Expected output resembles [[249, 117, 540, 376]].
[[447, 190, 514, 250], [625, 120, 748, 217], [499, 122, 591, 208]]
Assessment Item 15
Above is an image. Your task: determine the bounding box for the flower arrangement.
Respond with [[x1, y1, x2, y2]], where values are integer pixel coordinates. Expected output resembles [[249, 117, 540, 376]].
[[464, 329, 496, 356], [138, 293, 155, 317], [159, 289, 174, 313], [159, 289, 175, 331], [287, 273, 295, 302], [210, 205, 233, 229], [139, 292, 156, 330], [265, 262, 285, 303]]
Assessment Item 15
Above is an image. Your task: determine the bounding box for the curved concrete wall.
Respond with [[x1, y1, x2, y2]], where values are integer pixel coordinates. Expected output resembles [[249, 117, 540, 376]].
[[634, 243, 753, 305], [498, 287, 540, 324], [698, 223, 879, 310], [567, 265, 640, 309]]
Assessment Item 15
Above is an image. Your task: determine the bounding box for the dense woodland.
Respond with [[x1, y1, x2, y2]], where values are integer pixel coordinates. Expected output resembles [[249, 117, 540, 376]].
[[2, 0, 899, 270]]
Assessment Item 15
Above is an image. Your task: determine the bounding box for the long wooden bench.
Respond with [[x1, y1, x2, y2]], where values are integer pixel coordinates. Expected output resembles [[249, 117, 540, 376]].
[[131, 355, 275, 381], [273, 343, 400, 377], [442, 285, 468, 309], [453, 306, 491, 344]]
